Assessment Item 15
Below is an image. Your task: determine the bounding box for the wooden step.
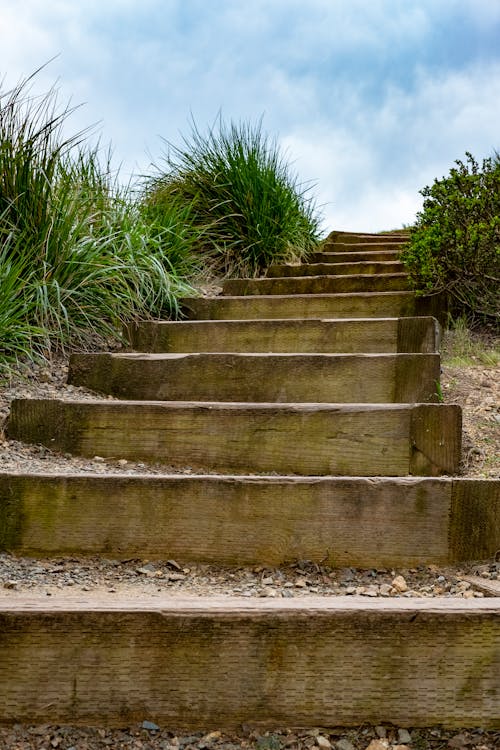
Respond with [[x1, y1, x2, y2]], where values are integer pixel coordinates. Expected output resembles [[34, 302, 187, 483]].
[[8, 400, 461, 476], [68, 352, 440, 403], [327, 231, 408, 245], [0, 593, 498, 728], [222, 274, 410, 296], [2, 473, 498, 566], [181, 292, 446, 322], [267, 261, 405, 277], [325, 242, 407, 253], [311, 249, 400, 263], [127, 316, 439, 354]]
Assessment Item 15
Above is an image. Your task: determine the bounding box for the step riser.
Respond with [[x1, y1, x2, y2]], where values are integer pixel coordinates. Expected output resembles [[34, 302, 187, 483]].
[[1, 600, 498, 728], [326, 232, 408, 245], [324, 241, 406, 252], [8, 401, 461, 476], [69, 353, 441, 404], [2, 475, 498, 566], [267, 262, 405, 277], [311, 251, 400, 263], [181, 293, 446, 322], [127, 317, 439, 354], [223, 274, 409, 296]]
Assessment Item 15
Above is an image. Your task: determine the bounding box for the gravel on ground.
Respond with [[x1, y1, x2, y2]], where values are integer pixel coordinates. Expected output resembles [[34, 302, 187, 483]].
[[0, 722, 498, 750]]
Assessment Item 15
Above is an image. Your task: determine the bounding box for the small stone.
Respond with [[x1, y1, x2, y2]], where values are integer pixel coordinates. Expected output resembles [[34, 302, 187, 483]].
[[447, 734, 469, 748], [364, 741, 389, 750], [379, 583, 392, 596], [3, 580, 17, 590], [166, 559, 182, 570], [391, 575, 408, 592], [92, 455, 105, 462], [316, 736, 332, 749], [375, 727, 386, 738], [142, 720, 160, 731], [262, 577, 274, 585], [397, 729, 412, 744], [294, 578, 307, 588], [335, 740, 355, 750], [117, 459, 128, 466]]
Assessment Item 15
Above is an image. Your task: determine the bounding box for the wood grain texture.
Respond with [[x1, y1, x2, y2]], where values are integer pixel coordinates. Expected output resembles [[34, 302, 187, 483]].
[[0, 595, 498, 728], [222, 273, 410, 296], [0, 474, 455, 565], [410, 404, 462, 476], [68, 352, 441, 403], [311, 250, 400, 263], [266, 261, 405, 277], [449, 479, 500, 562], [181, 292, 421, 320], [324, 232, 407, 247], [127, 317, 438, 354], [8, 400, 461, 475]]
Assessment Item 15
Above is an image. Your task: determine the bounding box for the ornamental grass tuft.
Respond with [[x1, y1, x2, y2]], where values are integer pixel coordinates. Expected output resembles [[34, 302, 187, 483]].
[[142, 117, 320, 277]]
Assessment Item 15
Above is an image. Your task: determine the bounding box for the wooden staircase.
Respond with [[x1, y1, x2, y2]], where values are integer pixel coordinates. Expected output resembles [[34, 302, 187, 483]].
[[1, 229, 499, 730]]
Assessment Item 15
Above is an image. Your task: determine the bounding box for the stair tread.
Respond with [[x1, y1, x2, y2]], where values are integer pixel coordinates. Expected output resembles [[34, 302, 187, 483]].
[[11, 397, 445, 409], [1, 591, 496, 612]]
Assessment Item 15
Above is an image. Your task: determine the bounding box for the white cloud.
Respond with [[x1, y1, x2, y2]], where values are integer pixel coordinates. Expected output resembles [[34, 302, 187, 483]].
[[1, 1, 499, 231]]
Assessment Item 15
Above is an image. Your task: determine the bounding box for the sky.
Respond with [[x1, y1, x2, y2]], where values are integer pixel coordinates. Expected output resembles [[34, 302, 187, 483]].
[[1, 0, 499, 233]]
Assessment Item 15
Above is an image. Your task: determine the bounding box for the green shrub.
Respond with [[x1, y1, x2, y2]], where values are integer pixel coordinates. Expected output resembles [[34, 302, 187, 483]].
[[142, 117, 320, 277], [401, 152, 500, 325]]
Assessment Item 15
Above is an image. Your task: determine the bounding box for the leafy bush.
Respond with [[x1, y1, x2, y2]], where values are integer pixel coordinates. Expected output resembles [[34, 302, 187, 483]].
[[401, 152, 500, 325], [142, 117, 320, 277], [0, 70, 198, 366]]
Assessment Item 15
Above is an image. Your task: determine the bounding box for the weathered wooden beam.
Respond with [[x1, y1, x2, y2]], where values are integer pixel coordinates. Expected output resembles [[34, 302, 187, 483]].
[[222, 273, 409, 296], [7, 400, 461, 476], [68, 352, 441, 403], [127, 317, 439, 354], [0, 594, 498, 728], [1, 474, 497, 566]]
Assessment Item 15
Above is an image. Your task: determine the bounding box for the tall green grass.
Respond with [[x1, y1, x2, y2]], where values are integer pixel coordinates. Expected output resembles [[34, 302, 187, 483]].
[[142, 117, 320, 277], [0, 71, 198, 367]]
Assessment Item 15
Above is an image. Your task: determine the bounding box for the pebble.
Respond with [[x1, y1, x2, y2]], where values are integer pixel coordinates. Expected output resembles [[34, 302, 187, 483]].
[[335, 740, 355, 750], [364, 740, 389, 750], [391, 575, 408, 593], [142, 720, 160, 731], [316, 736, 331, 749], [397, 728, 412, 744]]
